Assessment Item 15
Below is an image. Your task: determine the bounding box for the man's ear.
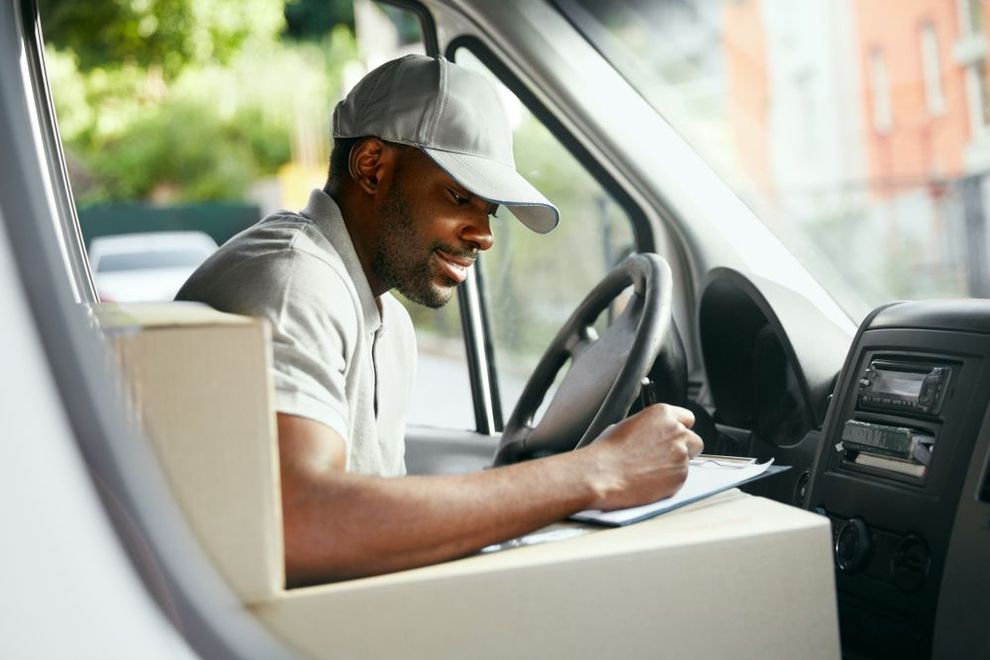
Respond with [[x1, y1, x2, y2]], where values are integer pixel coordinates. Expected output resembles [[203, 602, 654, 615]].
[[349, 138, 394, 195]]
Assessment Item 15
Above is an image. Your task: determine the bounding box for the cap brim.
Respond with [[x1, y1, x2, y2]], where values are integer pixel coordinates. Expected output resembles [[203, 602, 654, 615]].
[[422, 148, 560, 234]]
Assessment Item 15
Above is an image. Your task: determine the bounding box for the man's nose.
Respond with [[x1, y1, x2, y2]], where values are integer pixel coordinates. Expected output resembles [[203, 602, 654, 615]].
[[461, 213, 494, 252]]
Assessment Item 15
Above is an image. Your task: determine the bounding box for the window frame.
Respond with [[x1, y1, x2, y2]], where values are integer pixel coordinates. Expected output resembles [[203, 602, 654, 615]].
[[446, 36, 654, 433]]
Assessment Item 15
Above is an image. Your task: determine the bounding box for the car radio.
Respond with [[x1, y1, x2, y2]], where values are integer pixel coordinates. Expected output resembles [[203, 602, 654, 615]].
[[857, 360, 951, 415]]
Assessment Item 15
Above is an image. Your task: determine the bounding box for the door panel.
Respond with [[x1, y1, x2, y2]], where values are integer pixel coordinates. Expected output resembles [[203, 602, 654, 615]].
[[404, 425, 496, 475]]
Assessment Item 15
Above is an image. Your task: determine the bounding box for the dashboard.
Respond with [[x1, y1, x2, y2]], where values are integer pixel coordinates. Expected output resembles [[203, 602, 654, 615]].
[[807, 300, 990, 659], [697, 267, 990, 659]]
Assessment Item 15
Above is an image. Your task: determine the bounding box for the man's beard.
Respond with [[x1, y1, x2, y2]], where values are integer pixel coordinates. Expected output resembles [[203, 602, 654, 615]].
[[372, 182, 465, 309]]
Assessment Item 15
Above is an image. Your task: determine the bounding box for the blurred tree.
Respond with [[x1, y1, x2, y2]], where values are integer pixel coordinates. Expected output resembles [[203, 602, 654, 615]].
[[38, 0, 285, 78], [83, 100, 290, 202], [40, 0, 360, 204], [283, 0, 354, 41]]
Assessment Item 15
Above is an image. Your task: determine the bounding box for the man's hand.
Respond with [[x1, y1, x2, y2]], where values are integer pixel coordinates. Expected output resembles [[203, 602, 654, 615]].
[[583, 403, 704, 511]]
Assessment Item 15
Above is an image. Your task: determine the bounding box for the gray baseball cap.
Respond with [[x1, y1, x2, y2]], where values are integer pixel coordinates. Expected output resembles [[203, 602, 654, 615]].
[[332, 54, 559, 234]]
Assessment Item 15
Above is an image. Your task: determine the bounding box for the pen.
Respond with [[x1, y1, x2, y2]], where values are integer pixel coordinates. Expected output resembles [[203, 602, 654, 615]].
[[640, 376, 655, 408]]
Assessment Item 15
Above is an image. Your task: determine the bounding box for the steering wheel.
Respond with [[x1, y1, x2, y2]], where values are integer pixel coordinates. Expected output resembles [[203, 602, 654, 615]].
[[492, 253, 679, 466]]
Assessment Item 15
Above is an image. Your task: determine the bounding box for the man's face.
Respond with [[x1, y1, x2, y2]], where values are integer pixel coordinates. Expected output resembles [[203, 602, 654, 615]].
[[371, 149, 495, 308]]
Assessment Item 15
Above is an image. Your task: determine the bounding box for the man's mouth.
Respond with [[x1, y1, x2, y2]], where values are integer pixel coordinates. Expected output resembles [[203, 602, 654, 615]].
[[433, 248, 476, 284]]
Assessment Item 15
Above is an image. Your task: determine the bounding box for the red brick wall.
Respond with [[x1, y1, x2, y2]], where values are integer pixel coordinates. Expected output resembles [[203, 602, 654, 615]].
[[854, 0, 969, 197], [724, 0, 773, 196]]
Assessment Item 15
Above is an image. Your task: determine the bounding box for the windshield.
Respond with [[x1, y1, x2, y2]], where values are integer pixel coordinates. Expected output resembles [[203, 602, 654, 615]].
[[557, 0, 990, 318]]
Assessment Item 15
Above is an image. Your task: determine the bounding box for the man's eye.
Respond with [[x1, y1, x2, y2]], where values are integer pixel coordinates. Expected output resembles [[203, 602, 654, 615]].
[[448, 189, 469, 205]]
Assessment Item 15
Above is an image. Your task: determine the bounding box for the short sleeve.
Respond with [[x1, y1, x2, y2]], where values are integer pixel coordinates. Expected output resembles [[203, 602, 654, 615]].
[[182, 247, 358, 440]]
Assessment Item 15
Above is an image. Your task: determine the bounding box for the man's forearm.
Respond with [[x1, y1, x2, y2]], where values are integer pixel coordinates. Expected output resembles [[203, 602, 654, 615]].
[[278, 404, 701, 586], [282, 449, 603, 585]]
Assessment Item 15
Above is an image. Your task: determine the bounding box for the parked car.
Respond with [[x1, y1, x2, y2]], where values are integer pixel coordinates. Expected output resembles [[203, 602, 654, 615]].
[[89, 231, 218, 302], [3, 0, 988, 658]]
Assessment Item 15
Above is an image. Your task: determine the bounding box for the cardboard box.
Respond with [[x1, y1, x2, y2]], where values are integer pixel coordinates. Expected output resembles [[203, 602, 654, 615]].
[[97, 302, 840, 659], [97, 302, 283, 602], [254, 490, 840, 659]]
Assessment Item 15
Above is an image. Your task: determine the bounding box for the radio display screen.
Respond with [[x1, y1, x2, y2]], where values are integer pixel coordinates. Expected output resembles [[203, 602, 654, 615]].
[[872, 370, 925, 399]]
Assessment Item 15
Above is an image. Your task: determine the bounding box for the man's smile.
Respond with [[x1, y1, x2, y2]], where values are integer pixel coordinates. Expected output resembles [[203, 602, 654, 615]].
[[433, 248, 476, 284]]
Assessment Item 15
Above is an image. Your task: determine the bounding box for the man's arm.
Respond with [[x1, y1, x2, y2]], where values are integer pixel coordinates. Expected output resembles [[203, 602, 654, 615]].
[[277, 404, 702, 586]]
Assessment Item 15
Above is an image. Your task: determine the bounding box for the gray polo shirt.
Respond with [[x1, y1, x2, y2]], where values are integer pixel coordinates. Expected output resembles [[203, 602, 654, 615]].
[[177, 189, 416, 476]]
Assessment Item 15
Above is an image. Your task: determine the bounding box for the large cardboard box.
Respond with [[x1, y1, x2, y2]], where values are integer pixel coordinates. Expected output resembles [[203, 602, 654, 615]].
[[97, 302, 283, 603], [254, 491, 841, 659], [96, 302, 840, 659]]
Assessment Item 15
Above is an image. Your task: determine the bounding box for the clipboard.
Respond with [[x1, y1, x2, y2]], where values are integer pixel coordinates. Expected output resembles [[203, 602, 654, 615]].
[[571, 458, 790, 527]]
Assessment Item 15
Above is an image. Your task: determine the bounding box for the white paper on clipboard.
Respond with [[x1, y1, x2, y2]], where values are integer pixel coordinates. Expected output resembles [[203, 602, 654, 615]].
[[571, 458, 778, 527]]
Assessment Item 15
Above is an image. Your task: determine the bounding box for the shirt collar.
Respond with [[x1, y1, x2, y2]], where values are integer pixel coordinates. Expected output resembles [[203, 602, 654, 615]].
[[301, 189, 382, 334]]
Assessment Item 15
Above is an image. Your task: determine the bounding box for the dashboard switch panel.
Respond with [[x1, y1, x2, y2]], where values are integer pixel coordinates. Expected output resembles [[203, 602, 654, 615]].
[[806, 300, 990, 659]]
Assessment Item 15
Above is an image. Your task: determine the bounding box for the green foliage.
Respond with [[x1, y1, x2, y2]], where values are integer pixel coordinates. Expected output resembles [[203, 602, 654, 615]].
[[43, 4, 359, 204], [281, 0, 420, 46], [82, 100, 289, 202], [39, 0, 286, 79], [283, 0, 354, 41]]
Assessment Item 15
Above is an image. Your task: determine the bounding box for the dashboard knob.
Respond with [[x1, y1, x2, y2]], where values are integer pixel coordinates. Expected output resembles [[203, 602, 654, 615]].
[[835, 518, 871, 573]]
